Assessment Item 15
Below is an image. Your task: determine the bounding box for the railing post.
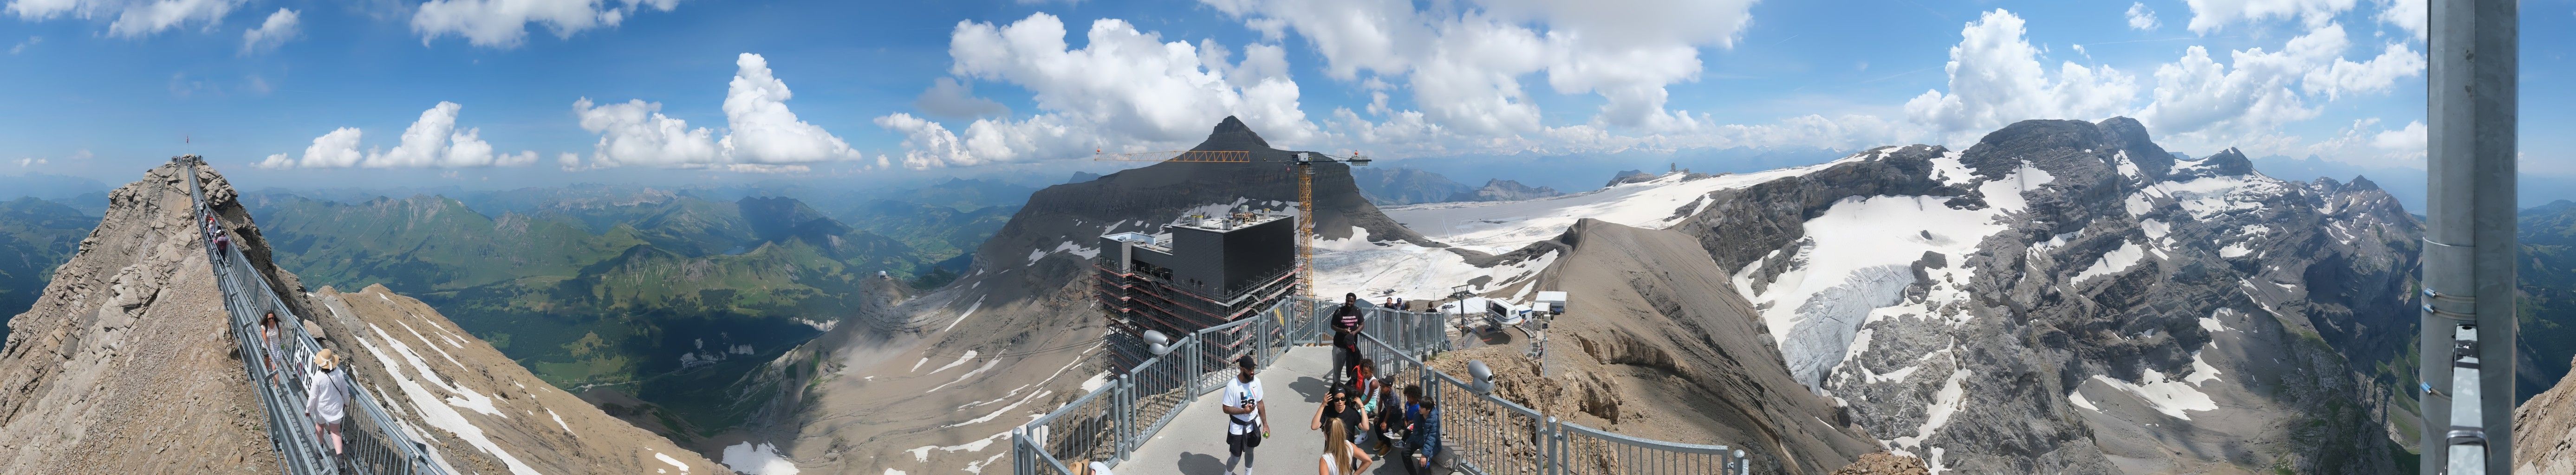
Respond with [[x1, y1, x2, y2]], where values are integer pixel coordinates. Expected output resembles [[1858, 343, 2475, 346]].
[[1114, 376, 1132, 462], [1545, 417, 1559, 475]]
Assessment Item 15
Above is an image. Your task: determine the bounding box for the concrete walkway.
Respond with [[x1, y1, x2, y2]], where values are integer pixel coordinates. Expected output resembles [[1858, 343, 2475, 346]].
[[1115, 347, 1414, 475]]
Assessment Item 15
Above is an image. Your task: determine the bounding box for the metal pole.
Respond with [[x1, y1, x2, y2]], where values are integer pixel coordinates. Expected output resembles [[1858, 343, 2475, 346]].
[[2422, 0, 2517, 473]]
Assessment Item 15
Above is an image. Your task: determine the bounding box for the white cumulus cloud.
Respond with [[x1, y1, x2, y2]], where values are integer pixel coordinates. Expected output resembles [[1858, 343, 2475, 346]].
[[240, 8, 297, 55], [1904, 9, 2140, 146], [571, 53, 867, 171], [7, 0, 243, 38], [571, 97, 720, 168], [720, 52, 861, 164], [1205, 0, 1756, 134], [2181, 0, 2356, 34], [2126, 2, 2160, 30], [412, 0, 681, 48], [874, 13, 1323, 169], [258, 102, 538, 169], [2375, 0, 2426, 40], [2139, 22, 2421, 155], [2305, 118, 2426, 168]]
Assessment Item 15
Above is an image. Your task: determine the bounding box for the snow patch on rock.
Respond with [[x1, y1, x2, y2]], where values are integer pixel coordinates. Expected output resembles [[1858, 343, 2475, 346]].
[[722, 442, 800, 475]]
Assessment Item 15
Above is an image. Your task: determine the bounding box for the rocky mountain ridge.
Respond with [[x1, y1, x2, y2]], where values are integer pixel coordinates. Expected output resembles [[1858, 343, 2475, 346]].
[[1671, 118, 2411, 473], [0, 160, 729, 474]]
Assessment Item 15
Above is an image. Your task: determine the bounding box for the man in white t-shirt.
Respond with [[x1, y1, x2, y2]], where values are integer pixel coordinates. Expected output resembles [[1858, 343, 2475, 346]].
[[1220, 355, 1269, 475]]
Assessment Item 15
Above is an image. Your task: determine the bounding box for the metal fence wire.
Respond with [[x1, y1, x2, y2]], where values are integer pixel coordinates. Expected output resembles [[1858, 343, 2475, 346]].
[[188, 160, 451, 475], [1013, 295, 1750, 475]]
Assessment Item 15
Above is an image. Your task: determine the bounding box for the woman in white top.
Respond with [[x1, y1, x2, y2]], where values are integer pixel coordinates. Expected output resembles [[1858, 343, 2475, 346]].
[[260, 312, 282, 385], [305, 348, 348, 456], [1319, 419, 1373, 475]]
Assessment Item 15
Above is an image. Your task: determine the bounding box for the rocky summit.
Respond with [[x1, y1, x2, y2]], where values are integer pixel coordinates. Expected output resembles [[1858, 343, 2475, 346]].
[[0, 160, 727, 475]]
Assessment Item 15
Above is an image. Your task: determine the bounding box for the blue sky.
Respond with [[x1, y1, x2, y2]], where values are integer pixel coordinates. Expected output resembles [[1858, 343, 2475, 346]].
[[0, 0, 2568, 193]]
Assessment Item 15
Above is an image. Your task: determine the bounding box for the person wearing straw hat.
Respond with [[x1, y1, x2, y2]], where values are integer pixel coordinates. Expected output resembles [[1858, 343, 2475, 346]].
[[305, 348, 349, 456]]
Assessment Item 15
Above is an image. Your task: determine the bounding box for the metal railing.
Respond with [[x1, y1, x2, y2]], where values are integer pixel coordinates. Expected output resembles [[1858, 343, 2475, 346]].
[[1013, 295, 1750, 475], [186, 160, 451, 475]]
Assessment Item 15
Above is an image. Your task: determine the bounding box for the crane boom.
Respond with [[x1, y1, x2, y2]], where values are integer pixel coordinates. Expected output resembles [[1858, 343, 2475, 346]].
[[1092, 150, 1252, 162]]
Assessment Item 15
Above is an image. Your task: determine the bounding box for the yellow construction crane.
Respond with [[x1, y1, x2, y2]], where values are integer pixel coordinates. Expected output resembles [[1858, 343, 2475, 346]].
[[1289, 151, 1369, 297], [1093, 148, 1369, 297]]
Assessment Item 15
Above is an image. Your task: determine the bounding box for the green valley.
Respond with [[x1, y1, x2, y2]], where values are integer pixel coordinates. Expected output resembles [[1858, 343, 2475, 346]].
[[241, 186, 1014, 436], [0, 197, 94, 341]]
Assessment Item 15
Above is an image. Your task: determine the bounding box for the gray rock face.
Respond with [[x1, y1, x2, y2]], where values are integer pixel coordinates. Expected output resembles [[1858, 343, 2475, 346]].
[[1672, 118, 2409, 474]]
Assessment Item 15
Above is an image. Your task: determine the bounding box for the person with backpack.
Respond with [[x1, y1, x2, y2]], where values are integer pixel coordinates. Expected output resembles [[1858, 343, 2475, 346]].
[[1351, 359, 1376, 395], [1221, 355, 1269, 475], [306, 348, 349, 456], [1331, 293, 1363, 385]]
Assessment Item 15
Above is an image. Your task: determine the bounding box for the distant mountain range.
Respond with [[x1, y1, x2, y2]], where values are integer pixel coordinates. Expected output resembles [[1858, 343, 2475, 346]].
[[219, 180, 1026, 440], [1353, 166, 1567, 205], [1384, 146, 1855, 194]]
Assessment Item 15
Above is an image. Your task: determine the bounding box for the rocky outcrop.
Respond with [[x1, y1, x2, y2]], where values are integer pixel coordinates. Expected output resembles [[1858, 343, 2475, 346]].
[[0, 160, 278, 474], [0, 159, 728, 475], [1831, 452, 1931, 475], [2517, 356, 2576, 474], [1497, 218, 1881, 474]]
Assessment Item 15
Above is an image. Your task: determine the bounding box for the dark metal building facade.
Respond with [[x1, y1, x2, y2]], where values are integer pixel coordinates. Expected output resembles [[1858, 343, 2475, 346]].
[[1095, 212, 1299, 371]]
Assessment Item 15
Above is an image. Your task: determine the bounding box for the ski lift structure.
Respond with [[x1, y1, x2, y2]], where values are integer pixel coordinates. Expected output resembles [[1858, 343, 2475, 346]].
[[1438, 287, 1564, 365]]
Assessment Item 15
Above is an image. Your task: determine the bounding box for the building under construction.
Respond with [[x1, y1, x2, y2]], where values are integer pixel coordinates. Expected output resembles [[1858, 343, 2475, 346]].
[[1095, 208, 1299, 370]]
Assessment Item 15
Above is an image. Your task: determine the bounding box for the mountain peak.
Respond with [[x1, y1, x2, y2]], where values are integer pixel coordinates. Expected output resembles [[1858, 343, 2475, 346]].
[[2201, 146, 2257, 176], [1188, 116, 1277, 153]]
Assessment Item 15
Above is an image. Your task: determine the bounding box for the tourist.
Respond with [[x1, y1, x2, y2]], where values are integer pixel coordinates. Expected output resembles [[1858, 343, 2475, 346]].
[[1405, 396, 1442, 475], [1332, 293, 1364, 384], [1221, 355, 1268, 475], [1309, 387, 1368, 448], [1369, 377, 1403, 452], [1318, 419, 1373, 475], [1352, 359, 1376, 394], [305, 348, 348, 456], [260, 312, 282, 385]]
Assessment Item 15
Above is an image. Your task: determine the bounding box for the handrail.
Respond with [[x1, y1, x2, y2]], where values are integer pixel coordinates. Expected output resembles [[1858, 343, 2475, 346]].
[[184, 159, 451, 475], [1011, 295, 1752, 475]]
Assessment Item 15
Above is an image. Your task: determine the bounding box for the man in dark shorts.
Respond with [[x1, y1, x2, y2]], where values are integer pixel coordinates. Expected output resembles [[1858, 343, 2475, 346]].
[[1221, 355, 1268, 475]]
